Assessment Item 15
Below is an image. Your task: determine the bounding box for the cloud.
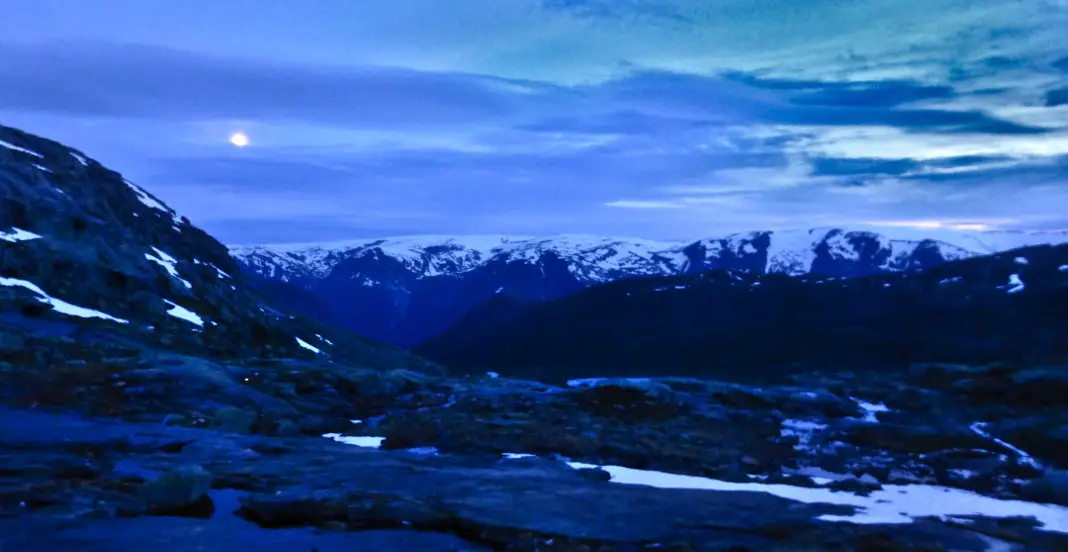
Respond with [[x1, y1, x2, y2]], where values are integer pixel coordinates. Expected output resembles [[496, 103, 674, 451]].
[[0, 41, 553, 128], [1, 0, 1068, 242], [1047, 87, 1068, 107], [605, 200, 684, 209]]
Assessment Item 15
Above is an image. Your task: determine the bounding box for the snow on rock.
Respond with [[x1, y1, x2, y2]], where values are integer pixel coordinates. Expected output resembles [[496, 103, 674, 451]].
[[0, 277, 129, 324], [32, 163, 53, 174], [0, 227, 42, 243], [780, 419, 828, 450], [321, 434, 384, 448], [502, 453, 536, 460], [566, 377, 652, 388], [295, 337, 321, 354], [1013, 257, 1029, 265], [124, 180, 183, 226], [145, 247, 192, 289], [315, 333, 334, 346], [1005, 274, 1025, 294], [0, 138, 44, 158], [969, 422, 1041, 468], [487, 372, 500, 379], [162, 299, 204, 326], [852, 398, 890, 422], [561, 462, 1068, 532], [1059, 265, 1068, 272], [70, 151, 89, 166]]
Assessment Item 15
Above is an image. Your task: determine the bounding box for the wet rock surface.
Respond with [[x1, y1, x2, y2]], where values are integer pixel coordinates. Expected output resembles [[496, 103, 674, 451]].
[[3, 360, 1068, 550]]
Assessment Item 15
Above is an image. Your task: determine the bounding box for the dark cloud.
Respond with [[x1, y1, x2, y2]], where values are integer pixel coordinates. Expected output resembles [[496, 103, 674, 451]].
[[0, 42, 1050, 139], [0, 41, 543, 127], [597, 71, 1047, 134], [902, 154, 1068, 184], [517, 111, 720, 135], [787, 83, 956, 108], [811, 155, 1020, 180], [1046, 87, 1068, 107], [1053, 56, 1068, 73], [769, 105, 1048, 134], [811, 157, 920, 177]]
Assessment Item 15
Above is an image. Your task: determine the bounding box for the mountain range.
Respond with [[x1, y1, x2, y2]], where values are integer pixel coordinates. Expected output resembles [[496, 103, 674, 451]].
[[231, 228, 1068, 346], [419, 243, 1068, 382]]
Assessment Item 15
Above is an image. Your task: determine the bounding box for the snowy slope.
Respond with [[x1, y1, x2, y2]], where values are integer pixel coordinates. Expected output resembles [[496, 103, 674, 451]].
[[231, 234, 687, 284]]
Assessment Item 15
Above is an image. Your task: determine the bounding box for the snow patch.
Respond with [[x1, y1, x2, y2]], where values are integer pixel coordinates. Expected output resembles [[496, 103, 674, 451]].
[[124, 180, 183, 226], [1005, 274, 1025, 294], [566, 377, 650, 388], [0, 227, 42, 243], [969, 422, 1040, 468], [0, 277, 128, 324], [562, 462, 1068, 533], [315, 333, 334, 346], [780, 419, 828, 450], [487, 372, 500, 379], [211, 264, 231, 279], [145, 247, 192, 289], [162, 299, 204, 326], [32, 163, 53, 174], [70, 151, 89, 166], [1013, 257, 1029, 265], [852, 398, 890, 422], [296, 337, 321, 354], [322, 434, 384, 448], [0, 139, 44, 158]]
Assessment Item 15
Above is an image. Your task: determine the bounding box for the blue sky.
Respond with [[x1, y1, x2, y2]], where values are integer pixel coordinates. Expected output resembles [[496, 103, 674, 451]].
[[2, 0, 1068, 243]]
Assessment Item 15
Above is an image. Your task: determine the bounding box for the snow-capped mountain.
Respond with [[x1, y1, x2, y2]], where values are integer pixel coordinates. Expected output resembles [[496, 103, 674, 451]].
[[231, 227, 1068, 285], [229, 227, 1068, 347], [230, 234, 686, 285]]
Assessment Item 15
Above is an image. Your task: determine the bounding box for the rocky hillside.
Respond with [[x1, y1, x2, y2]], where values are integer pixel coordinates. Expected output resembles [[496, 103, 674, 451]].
[[419, 244, 1068, 382], [232, 229, 1067, 346], [0, 124, 438, 370]]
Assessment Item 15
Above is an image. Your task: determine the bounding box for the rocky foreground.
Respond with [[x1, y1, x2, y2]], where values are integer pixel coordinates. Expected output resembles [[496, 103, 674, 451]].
[[3, 352, 1068, 551]]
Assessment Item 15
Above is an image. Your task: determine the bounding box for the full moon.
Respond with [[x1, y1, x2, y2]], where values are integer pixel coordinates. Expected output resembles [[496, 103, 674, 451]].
[[228, 131, 250, 148]]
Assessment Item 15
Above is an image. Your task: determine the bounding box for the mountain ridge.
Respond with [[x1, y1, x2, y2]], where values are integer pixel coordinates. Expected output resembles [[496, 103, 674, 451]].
[[418, 242, 1068, 383], [230, 228, 1068, 346], [0, 123, 436, 371]]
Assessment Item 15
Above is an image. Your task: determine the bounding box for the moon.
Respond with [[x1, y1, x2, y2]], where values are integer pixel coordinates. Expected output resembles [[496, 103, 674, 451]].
[[228, 131, 250, 148]]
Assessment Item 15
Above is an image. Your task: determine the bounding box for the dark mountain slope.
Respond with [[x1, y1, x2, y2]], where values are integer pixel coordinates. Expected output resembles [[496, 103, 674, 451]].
[[0, 123, 437, 372], [418, 244, 1068, 383], [299, 250, 586, 346]]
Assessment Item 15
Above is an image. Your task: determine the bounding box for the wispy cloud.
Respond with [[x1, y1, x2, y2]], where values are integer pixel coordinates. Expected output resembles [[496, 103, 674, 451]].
[[605, 200, 684, 209]]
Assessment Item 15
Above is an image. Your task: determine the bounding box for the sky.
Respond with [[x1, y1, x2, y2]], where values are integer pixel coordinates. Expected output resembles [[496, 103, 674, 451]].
[[2, 0, 1068, 244]]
